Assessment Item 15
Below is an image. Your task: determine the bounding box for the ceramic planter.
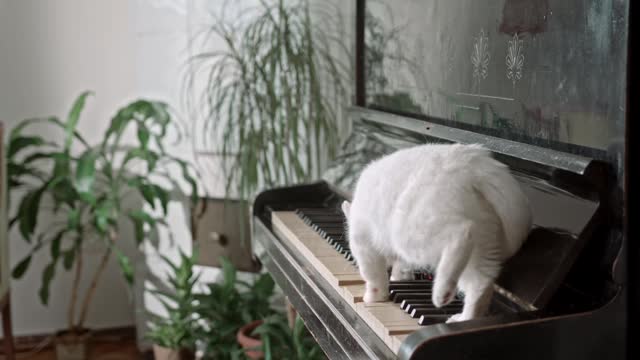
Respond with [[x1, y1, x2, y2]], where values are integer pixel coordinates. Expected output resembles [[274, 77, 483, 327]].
[[54, 329, 91, 360], [236, 320, 264, 359], [152, 344, 195, 360]]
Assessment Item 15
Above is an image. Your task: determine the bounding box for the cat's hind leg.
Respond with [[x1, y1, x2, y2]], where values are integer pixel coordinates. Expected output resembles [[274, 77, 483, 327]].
[[350, 228, 389, 302], [432, 222, 473, 308], [446, 278, 493, 323]]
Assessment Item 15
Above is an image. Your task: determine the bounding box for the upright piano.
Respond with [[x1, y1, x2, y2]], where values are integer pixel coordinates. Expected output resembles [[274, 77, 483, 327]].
[[251, 1, 632, 358]]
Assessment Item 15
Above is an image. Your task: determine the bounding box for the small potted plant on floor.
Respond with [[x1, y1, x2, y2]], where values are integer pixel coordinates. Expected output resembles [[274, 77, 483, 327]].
[[147, 249, 200, 360], [7, 92, 198, 360], [195, 257, 277, 359], [237, 313, 324, 360]]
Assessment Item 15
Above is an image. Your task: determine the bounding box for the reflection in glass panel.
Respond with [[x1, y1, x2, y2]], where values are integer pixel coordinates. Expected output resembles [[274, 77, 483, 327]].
[[364, 0, 628, 151]]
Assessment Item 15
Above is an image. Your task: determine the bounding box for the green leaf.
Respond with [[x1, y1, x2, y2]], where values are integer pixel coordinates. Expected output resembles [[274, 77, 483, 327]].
[[137, 124, 150, 149], [50, 178, 77, 209], [50, 230, 65, 259], [220, 257, 236, 290], [74, 149, 97, 195], [252, 274, 275, 299], [7, 136, 48, 158], [128, 210, 155, 245], [153, 185, 170, 215], [116, 252, 134, 285], [139, 183, 157, 210], [137, 183, 169, 215], [131, 217, 144, 245], [63, 248, 76, 270], [67, 208, 80, 229], [122, 148, 159, 173], [105, 112, 129, 144], [39, 262, 57, 305], [52, 152, 71, 177], [16, 186, 46, 241], [64, 91, 93, 152], [7, 163, 45, 186], [12, 255, 32, 279], [94, 204, 112, 235], [22, 151, 59, 165], [174, 159, 198, 202], [10, 116, 58, 140]]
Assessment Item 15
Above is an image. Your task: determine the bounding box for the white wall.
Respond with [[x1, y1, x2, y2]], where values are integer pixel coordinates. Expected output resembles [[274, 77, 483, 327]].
[[0, 0, 353, 347], [0, 0, 140, 336], [0, 0, 227, 342]]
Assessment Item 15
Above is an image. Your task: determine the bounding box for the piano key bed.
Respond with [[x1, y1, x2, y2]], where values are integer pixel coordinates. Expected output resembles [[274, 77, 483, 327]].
[[268, 206, 464, 354]]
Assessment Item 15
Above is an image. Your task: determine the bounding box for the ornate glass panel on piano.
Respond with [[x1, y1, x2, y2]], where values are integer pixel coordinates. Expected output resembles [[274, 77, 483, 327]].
[[253, 1, 629, 358]]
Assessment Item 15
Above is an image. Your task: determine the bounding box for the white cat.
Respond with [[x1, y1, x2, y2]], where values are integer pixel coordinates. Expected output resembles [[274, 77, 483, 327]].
[[341, 144, 532, 323]]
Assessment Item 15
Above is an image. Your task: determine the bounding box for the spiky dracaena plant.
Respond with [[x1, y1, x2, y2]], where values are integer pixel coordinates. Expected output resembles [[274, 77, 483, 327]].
[[186, 0, 349, 201], [8, 92, 198, 334]]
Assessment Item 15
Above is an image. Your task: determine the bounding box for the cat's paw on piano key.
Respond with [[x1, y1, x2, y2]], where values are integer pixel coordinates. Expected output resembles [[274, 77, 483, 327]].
[[363, 286, 388, 302], [446, 313, 468, 323], [432, 281, 456, 308]]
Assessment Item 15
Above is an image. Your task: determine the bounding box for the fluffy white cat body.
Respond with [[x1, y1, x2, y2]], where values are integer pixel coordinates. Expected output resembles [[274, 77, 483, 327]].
[[342, 144, 532, 322]]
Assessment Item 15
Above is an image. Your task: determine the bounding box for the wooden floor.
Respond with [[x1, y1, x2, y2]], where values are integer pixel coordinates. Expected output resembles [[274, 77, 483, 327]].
[[0, 336, 149, 360]]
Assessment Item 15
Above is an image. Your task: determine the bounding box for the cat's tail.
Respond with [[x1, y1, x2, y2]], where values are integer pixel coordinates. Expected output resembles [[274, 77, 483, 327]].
[[473, 152, 533, 258]]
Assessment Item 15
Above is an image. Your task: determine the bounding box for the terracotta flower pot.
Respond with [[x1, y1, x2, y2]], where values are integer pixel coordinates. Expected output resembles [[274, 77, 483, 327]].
[[54, 329, 91, 360], [152, 344, 195, 360], [237, 320, 264, 359]]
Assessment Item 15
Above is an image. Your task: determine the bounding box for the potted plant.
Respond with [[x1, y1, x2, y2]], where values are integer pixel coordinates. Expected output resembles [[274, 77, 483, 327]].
[[195, 257, 277, 359], [147, 249, 200, 360], [7, 92, 199, 359], [186, 0, 349, 202], [237, 313, 324, 360]]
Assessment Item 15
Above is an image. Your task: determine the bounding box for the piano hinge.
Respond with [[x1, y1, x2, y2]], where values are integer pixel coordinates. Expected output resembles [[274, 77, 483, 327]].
[[494, 284, 538, 312]]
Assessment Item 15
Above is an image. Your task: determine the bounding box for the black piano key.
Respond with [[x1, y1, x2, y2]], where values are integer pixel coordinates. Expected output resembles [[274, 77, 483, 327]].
[[413, 308, 456, 319], [296, 207, 339, 214], [389, 280, 432, 287], [418, 314, 457, 325], [321, 231, 346, 239], [312, 223, 345, 230], [401, 299, 462, 311], [302, 214, 344, 221], [388, 284, 432, 299], [320, 229, 346, 235], [392, 292, 434, 304], [295, 206, 359, 276], [406, 302, 463, 314]]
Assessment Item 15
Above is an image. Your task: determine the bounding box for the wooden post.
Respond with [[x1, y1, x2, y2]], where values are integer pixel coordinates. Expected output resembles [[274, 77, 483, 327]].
[[1, 293, 16, 360]]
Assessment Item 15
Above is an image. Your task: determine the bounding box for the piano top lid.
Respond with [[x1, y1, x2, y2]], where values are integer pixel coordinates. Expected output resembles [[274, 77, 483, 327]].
[[322, 106, 612, 310]]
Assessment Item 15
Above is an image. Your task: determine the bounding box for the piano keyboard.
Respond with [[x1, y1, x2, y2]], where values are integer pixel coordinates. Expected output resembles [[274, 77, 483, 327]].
[[271, 207, 464, 354]]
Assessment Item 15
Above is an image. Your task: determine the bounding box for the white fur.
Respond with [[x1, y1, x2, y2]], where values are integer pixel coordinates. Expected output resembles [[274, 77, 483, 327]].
[[342, 144, 532, 322]]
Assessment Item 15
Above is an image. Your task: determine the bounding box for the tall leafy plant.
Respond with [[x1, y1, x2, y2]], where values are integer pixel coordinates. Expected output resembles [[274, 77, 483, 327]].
[[147, 249, 201, 352], [7, 92, 198, 334], [187, 0, 349, 200]]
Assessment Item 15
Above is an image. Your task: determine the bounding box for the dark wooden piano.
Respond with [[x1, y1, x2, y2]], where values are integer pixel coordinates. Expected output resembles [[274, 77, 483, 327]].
[[251, 1, 633, 358]]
